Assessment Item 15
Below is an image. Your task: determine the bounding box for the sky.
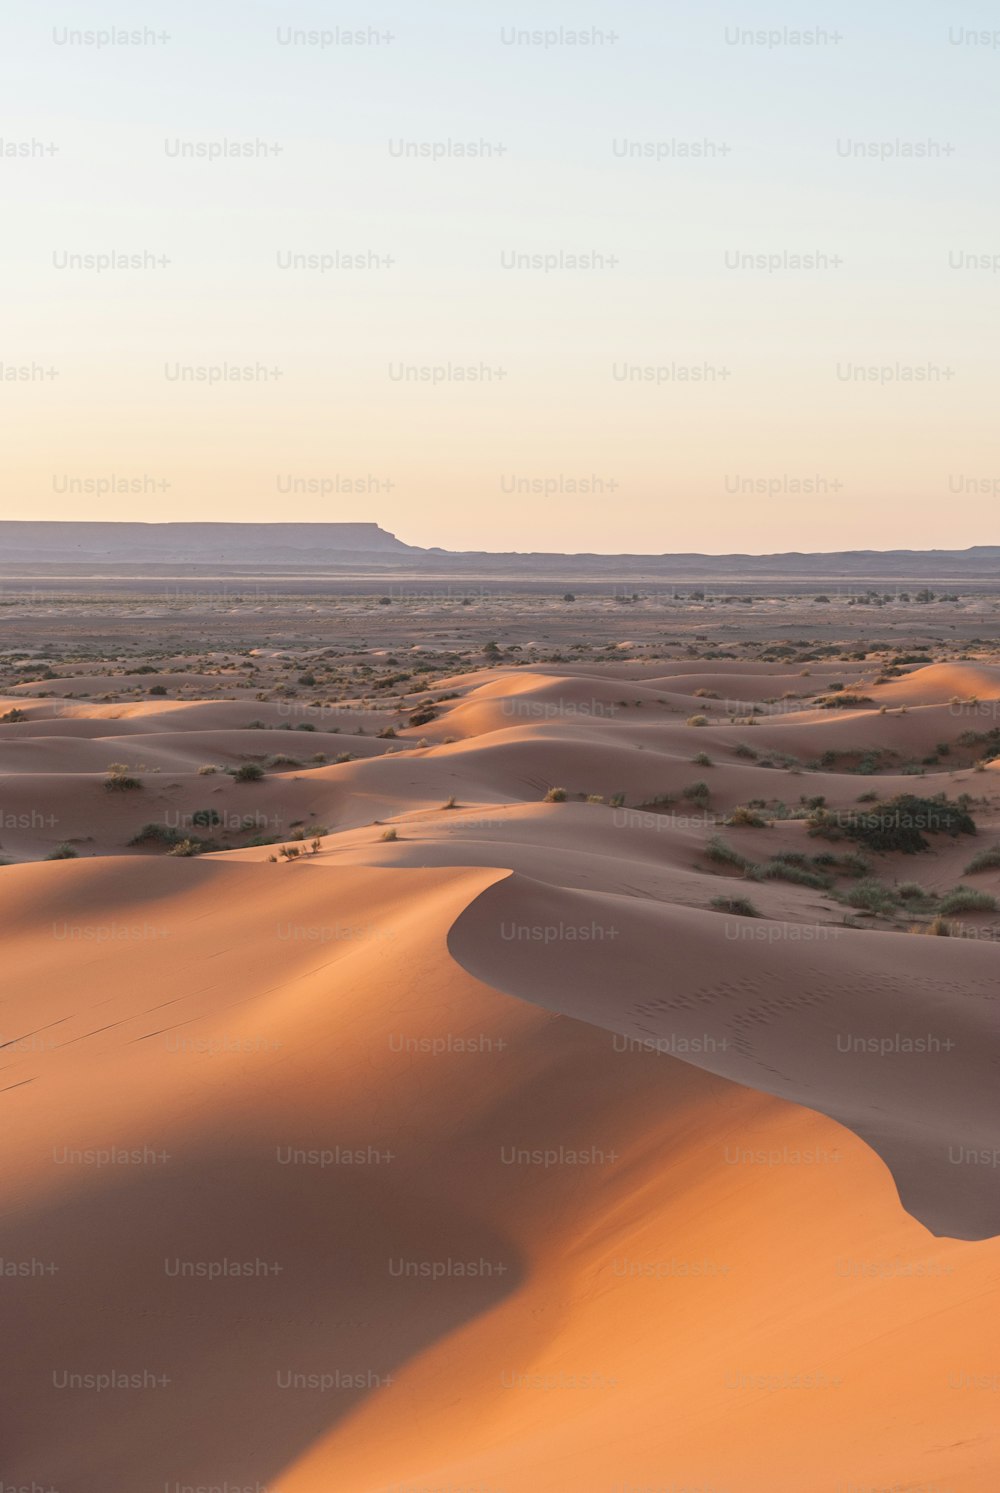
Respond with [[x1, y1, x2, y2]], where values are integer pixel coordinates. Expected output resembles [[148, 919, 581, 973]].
[[3, 0, 999, 553]]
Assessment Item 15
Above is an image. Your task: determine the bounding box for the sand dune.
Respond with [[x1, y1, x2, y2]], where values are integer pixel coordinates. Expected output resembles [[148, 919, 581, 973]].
[[4, 658, 1000, 1491]]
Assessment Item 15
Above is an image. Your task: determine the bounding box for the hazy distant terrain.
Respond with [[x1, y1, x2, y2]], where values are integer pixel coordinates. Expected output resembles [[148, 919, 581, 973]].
[[3, 523, 1000, 595]]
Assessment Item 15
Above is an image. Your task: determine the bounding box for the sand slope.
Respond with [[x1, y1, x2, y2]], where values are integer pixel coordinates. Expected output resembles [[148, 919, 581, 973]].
[[4, 661, 1000, 1491]]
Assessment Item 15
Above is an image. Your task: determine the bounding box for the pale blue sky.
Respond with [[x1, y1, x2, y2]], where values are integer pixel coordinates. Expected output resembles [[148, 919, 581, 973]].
[[3, 1, 998, 551]]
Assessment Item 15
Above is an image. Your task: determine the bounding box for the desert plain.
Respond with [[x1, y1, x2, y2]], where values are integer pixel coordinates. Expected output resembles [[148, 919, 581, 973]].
[[2, 578, 1000, 1493]]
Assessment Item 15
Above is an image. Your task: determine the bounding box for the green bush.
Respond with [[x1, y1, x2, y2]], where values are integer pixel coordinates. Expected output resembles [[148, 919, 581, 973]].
[[234, 762, 264, 782], [128, 823, 183, 848], [811, 794, 976, 854], [45, 843, 78, 860], [408, 706, 438, 728], [704, 835, 750, 870], [753, 860, 832, 890], [842, 878, 899, 915], [956, 727, 1000, 761], [965, 846, 1000, 874], [104, 763, 142, 791], [710, 895, 760, 917], [938, 886, 997, 915], [727, 805, 767, 827], [682, 780, 711, 803], [816, 694, 874, 709]]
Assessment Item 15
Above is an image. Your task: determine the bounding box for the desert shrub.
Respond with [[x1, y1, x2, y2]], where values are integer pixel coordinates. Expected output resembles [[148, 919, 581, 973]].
[[544, 786, 568, 802], [692, 752, 713, 766], [442, 795, 458, 809], [408, 706, 438, 727], [105, 764, 142, 791], [381, 828, 399, 841], [197, 764, 217, 775], [263, 754, 301, 769], [956, 727, 1000, 761], [842, 878, 899, 915], [710, 895, 760, 917], [705, 835, 750, 870], [816, 694, 874, 709], [682, 780, 711, 803], [686, 714, 709, 727], [938, 886, 997, 915], [128, 823, 183, 848], [148, 684, 167, 695], [586, 794, 605, 804], [727, 805, 767, 828], [45, 843, 78, 860], [233, 762, 265, 782], [965, 846, 1000, 874], [168, 838, 201, 857], [732, 743, 758, 759], [919, 917, 957, 937], [810, 794, 976, 854], [191, 809, 221, 828], [1, 708, 27, 723], [295, 722, 316, 731], [754, 860, 832, 890], [609, 792, 625, 808], [377, 726, 397, 739]]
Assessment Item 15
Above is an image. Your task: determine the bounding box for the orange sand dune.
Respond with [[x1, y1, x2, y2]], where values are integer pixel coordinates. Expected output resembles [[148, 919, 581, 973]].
[[4, 660, 1000, 1491]]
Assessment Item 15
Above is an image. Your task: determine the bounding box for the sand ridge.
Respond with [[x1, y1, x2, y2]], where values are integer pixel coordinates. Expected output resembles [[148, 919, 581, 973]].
[[3, 654, 1000, 1491]]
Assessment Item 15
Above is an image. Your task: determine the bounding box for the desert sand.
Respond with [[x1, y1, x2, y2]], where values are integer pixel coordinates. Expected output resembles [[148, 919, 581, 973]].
[[2, 601, 1000, 1492]]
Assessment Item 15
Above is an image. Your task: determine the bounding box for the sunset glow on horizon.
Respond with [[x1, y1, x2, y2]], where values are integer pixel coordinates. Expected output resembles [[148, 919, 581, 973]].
[[4, 0, 999, 551]]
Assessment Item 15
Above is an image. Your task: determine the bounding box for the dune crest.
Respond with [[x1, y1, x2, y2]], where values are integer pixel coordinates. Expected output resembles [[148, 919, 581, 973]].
[[4, 655, 1000, 1490]]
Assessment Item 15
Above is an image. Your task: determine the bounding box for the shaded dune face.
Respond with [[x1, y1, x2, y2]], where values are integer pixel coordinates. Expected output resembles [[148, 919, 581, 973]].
[[448, 872, 1000, 1241], [2, 659, 1000, 1492]]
